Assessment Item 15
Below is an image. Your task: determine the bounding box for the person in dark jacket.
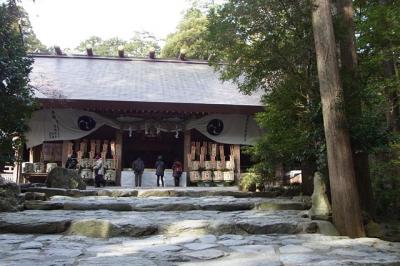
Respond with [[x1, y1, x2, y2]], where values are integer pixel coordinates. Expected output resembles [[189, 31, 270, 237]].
[[65, 152, 78, 169], [132, 157, 145, 187], [93, 154, 106, 187], [172, 160, 183, 187], [155, 155, 165, 187]]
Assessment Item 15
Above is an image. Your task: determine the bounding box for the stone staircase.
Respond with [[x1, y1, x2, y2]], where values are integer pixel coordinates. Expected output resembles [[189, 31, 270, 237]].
[[0, 187, 399, 265]]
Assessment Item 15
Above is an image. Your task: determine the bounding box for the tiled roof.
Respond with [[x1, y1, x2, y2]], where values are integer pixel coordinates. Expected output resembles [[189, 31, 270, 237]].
[[30, 55, 262, 106]]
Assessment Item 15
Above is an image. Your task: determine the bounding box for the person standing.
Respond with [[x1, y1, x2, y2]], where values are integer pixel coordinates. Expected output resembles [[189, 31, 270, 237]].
[[172, 159, 183, 187], [155, 155, 165, 187], [93, 154, 106, 187], [132, 157, 145, 187], [65, 151, 78, 169]]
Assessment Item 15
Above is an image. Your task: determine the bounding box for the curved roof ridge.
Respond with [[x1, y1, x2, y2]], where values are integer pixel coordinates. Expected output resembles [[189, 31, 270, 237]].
[[28, 53, 210, 65]]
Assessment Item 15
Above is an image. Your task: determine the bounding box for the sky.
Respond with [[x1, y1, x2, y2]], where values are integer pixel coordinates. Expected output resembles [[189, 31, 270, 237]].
[[20, 0, 192, 49]]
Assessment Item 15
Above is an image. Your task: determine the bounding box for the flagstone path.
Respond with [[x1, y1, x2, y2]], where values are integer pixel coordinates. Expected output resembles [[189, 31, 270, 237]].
[[0, 187, 399, 265]]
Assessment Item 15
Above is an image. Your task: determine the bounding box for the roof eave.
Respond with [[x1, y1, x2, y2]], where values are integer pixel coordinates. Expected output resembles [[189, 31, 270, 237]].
[[28, 53, 211, 65], [38, 98, 264, 115]]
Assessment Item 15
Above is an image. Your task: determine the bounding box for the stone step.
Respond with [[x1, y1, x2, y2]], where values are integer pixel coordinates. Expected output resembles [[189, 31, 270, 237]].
[[23, 196, 310, 212], [0, 209, 336, 238], [22, 187, 278, 198], [0, 233, 399, 265]]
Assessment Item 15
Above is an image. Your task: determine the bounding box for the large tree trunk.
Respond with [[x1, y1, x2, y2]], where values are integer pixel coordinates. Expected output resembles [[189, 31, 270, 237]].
[[274, 162, 285, 184], [311, 0, 365, 237], [336, 0, 375, 218], [301, 159, 316, 195]]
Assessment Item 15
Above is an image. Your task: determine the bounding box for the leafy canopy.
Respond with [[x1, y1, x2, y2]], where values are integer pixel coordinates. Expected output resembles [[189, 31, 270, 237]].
[[18, 7, 49, 53], [0, 0, 35, 169], [161, 8, 210, 60], [76, 31, 160, 57], [206, 0, 325, 173]]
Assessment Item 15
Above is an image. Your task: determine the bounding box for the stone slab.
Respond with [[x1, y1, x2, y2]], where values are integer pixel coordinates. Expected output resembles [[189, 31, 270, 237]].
[[0, 208, 321, 237], [20, 186, 289, 199], [183, 243, 219, 250], [19, 241, 43, 249], [0, 233, 398, 265], [23, 196, 310, 213], [279, 244, 313, 253], [185, 249, 225, 260]]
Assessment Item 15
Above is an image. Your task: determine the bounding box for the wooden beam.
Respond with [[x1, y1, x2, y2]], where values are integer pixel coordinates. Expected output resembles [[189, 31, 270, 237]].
[[54, 46, 62, 55], [118, 46, 124, 58], [29, 148, 34, 163], [183, 130, 191, 172], [61, 141, 70, 168], [233, 145, 241, 185], [115, 130, 123, 186], [86, 46, 93, 56], [39, 99, 263, 115]]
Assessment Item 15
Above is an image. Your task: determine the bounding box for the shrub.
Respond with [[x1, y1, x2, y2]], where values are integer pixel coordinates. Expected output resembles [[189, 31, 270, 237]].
[[240, 170, 266, 192], [369, 139, 400, 220]]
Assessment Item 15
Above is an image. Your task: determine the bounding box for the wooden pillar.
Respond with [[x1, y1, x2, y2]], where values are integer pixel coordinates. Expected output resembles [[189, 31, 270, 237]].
[[183, 130, 191, 186], [183, 130, 191, 172], [61, 141, 70, 168], [115, 130, 123, 186], [233, 144, 241, 185], [14, 144, 23, 184], [29, 148, 34, 163]]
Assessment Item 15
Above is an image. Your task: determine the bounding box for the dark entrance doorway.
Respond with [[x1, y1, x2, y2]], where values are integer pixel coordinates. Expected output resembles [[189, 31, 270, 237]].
[[122, 131, 184, 169]]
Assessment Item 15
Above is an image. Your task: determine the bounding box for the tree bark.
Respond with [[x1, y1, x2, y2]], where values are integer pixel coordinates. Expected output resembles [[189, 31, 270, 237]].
[[301, 159, 316, 195], [311, 0, 365, 237], [275, 162, 285, 184], [336, 0, 375, 218]]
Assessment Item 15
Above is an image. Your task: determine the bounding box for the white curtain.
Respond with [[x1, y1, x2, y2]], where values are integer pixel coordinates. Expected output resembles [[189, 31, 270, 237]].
[[185, 114, 262, 145], [25, 109, 120, 148]]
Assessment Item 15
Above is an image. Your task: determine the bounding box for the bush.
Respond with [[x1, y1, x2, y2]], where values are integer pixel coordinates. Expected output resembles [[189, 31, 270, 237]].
[[370, 140, 400, 220], [240, 170, 266, 192]]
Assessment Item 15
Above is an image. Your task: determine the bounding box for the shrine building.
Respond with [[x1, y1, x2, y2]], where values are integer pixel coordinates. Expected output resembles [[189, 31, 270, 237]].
[[22, 52, 263, 187]]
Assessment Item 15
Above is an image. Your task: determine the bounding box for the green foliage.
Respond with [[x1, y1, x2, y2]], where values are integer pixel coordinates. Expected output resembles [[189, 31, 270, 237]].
[[125, 31, 161, 57], [76, 31, 160, 57], [352, 0, 400, 219], [207, 1, 315, 92], [207, 0, 326, 174], [355, 0, 400, 75], [17, 7, 49, 53], [250, 77, 325, 169], [77, 36, 104, 53], [161, 8, 210, 60], [354, 0, 400, 135], [0, 0, 35, 170], [370, 141, 400, 220], [206, 1, 396, 195], [240, 170, 266, 192]]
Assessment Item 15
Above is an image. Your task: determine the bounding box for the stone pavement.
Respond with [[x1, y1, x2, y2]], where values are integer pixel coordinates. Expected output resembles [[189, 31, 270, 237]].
[[0, 187, 399, 265], [0, 233, 399, 266]]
